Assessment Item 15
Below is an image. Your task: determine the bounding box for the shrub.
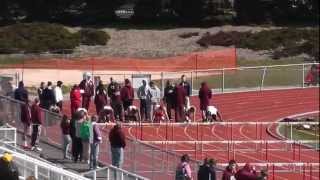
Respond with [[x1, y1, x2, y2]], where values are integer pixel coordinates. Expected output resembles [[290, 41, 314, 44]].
[[77, 28, 110, 46], [197, 28, 319, 60], [0, 23, 111, 54], [0, 23, 80, 53]]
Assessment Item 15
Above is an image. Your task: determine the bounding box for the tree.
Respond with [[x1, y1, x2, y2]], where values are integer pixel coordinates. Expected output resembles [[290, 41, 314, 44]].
[[133, 0, 162, 21], [171, 0, 206, 22]]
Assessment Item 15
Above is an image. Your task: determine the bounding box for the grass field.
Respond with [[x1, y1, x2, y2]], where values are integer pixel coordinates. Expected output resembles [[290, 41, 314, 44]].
[[278, 116, 319, 148]]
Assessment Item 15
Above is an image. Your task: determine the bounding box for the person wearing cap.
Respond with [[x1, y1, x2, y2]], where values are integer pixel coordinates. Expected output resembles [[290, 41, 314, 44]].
[[222, 160, 238, 180], [30, 98, 42, 151], [79, 72, 94, 111], [197, 158, 217, 180], [137, 79, 151, 122], [54, 81, 64, 111], [0, 152, 19, 180], [235, 163, 258, 180], [109, 123, 126, 168], [120, 79, 134, 113]]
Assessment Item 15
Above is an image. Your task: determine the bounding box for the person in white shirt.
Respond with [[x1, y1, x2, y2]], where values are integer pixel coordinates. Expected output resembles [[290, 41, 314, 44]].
[[137, 80, 151, 122], [54, 81, 64, 111], [205, 106, 222, 122], [149, 81, 161, 122]]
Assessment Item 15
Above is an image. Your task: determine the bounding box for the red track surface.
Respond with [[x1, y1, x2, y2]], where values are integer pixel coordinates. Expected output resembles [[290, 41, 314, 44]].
[[56, 88, 319, 180]]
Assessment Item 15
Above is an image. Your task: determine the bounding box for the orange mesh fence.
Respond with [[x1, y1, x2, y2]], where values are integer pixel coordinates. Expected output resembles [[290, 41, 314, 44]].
[[1, 48, 236, 71]]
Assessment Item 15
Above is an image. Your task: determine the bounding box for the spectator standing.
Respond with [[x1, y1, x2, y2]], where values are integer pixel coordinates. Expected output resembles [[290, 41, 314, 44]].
[[120, 79, 134, 112], [235, 163, 258, 180], [164, 80, 175, 120], [30, 98, 42, 151], [180, 75, 191, 108], [0, 152, 19, 180], [149, 81, 161, 122], [14, 81, 30, 148], [80, 113, 92, 163], [197, 158, 217, 180], [42, 81, 55, 110], [70, 85, 82, 116], [199, 82, 212, 121], [109, 123, 126, 168], [107, 77, 117, 104], [137, 80, 151, 121], [21, 101, 31, 148], [222, 160, 238, 180], [54, 81, 64, 111], [174, 84, 187, 122], [37, 82, 45, 107], [175, 154, 193, 180], [60, 115, 72, 159], [94, 81, 108, 115], [14, 81, 28, 103], [79, 72, 94, 111], [89, 115, 102, 169], [73, 109, 87, 162]]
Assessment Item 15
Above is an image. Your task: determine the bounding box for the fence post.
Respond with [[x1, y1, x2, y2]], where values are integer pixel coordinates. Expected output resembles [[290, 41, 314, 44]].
[[191, 71, 194, 93], [34, 164, 38, 179], [260, 67, 267, 91], [222, 68, 225, 93], [302, 64, 305, 88], [290, 123, 293, 140], [161, 72, 165, 97]]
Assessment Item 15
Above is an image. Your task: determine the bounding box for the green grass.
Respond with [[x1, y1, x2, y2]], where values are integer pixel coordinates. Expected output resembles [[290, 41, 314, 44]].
[[237, 58, 305, 67], [279, 123, 319, 149]]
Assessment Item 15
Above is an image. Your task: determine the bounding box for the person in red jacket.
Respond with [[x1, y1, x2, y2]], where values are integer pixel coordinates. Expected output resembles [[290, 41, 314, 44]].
[[222, 160, 238, 180], [305, 64, 320, 86], [94, 81, 108, 115], [199, 82, 212, 121], [174, 84, 187, 122], [109, 123, 126, 168], [79, 72, 94, 111], [120, 79, 134, 112], [30, 98, 42, 151], [70, 84, 82, 116], [235, 163, 258, 180]]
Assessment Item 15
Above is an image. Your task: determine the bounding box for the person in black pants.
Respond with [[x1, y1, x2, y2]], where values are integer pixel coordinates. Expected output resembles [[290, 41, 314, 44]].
[[198, 158, 217, 180], [70, 111, 83, 162], [137, 80, 151, 121], [42, 81, 55, 110], [164, 80, 175, 120]]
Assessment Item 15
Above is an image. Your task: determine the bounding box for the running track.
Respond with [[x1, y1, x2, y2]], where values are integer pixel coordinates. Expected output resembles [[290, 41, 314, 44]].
[[56, 88, 319, 179]]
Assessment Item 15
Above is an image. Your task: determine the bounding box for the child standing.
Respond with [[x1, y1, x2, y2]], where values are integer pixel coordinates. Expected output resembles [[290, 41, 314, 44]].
[[60, 115, 72, 159], [89, 115, 102, 169]]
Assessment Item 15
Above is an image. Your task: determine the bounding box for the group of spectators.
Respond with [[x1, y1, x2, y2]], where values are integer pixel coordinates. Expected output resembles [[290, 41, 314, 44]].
[[176, 154, 268, 180]]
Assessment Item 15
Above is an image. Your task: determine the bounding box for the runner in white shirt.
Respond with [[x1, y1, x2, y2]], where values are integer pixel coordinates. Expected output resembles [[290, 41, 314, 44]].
[[205, 106, 222, 122]]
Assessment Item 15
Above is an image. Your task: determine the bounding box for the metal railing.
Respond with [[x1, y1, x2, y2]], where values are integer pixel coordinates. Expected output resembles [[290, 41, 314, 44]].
[[0, 94, 150, 180], [1, 63, 318, 95], [0, 145, 89, 180], [0, 124, 16, 146]]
